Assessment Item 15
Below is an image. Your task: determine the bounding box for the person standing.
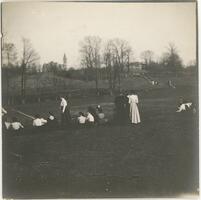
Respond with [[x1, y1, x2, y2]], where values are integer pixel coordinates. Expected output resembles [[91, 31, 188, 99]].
[[127, 91, 141, 124], [114, 92, 129, 124], [47, 112, 58, 128], [60, 97, 71, 127], [122, 92, 130, 123]]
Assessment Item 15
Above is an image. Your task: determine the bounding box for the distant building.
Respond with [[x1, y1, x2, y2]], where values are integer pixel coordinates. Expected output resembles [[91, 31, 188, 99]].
[[63, 54, 67, 70], [129, 62, 147, 75], [130, 62, 143, 70]]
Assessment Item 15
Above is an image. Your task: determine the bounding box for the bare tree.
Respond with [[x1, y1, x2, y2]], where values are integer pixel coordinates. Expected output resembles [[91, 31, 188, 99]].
[[140, 50, 154, 68], [21, 38, 40, 103], [2, 43, 17, 66], [2, 42, 18, 104], [80, 36, 101, 92], [104, 38, 132, 91], [103, 41, 115, 93], [161, 43, 183, 73]]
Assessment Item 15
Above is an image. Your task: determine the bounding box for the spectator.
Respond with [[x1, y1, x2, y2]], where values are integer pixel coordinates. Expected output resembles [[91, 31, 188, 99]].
[[86, 112, 95, 126], [60, 97, 71, 127], [2, 107, 7, 116], [88, 106, 99, 123], [47, 112, 58, 128], [77, 112, 86, 124], [10, 117, 24, 131], [33, 114, 47, 127], [4, 117, 11, 130], [96, 105, 105, 119]]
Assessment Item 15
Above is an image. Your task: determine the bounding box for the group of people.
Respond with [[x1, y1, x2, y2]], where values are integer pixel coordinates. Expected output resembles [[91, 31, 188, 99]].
[[114, 91, 141, 125], [2, 96, 109, 133], [3, 111, 59, 132], [2, 91, 196, 134], [60, 96, 107, 127]]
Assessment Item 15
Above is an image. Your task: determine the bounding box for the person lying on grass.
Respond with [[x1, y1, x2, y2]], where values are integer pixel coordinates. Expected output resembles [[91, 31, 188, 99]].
[[176, 97, 194, 113], [176, 102, 192, 112]]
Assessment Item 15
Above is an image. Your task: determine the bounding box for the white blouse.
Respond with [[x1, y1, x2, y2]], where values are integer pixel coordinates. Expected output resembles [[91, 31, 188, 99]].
[[78, 115, 86, 124], [11, 122, 24, 130], [33, 118, 47, 127], [86, 113, 95, 122], [128, 95, 139, 104], [60, 98, 67, 113]]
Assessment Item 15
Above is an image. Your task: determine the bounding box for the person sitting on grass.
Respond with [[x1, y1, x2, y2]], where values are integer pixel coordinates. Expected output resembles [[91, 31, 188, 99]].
[[88, 106, 99, 124], [75, 112, 87, 127], [4, 117, 11, 131], [33, 114, 47, 127], [96, 105, 105, 119], [96, 105, 108, 124], [10, 117, 24, 131], [77, 112, 86, 126], [2, 107, 7, 117], [86, 111, 95, 126]]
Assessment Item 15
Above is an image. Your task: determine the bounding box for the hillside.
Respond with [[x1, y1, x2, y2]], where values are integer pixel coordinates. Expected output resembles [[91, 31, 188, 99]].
[[2, 71, 197, 102]]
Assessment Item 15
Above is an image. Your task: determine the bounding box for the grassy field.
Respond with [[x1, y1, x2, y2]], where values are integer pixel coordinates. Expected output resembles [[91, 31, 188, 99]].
[[2, 84, 199, 198], [2, 71, 197, 96]]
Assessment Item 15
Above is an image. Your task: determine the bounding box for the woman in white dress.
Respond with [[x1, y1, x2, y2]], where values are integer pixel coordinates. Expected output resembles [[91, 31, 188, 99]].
[[127, 92, 141, 124]]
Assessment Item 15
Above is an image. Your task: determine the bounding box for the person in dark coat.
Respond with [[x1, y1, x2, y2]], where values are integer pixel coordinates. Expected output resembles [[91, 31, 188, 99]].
[[60, 97, 72, 127], [47, 112, 58, 128], [114, 92, 129, 124]]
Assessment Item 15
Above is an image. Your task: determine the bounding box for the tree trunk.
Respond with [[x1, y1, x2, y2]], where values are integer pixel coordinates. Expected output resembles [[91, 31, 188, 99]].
[[95, 66, 99, 94], [21, 63, 26, 104], [107, 65, 113, 95], [127, 55, 130, 74], [117, 65, 121, 92], [6, 69, 10, 105], [85, 67, 89, 82]]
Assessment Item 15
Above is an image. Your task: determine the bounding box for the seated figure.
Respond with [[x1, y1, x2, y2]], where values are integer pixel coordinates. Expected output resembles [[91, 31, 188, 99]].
[[10, 117, 24, 131], [77, 112, 86, 125], [33, 114, 47, 127], [86, 112, 95, 126]]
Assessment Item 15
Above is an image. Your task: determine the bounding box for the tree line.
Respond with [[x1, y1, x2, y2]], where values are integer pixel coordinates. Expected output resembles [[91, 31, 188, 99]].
[[79, 36, 185, 93], [2, 35, 195, 104]]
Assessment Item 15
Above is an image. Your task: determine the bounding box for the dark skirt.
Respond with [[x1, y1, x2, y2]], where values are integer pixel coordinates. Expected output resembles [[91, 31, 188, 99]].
[[61, 108, 72, 126]]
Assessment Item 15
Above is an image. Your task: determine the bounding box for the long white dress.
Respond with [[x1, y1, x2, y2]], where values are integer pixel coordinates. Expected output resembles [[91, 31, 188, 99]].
[[128, 94, 141, 124]]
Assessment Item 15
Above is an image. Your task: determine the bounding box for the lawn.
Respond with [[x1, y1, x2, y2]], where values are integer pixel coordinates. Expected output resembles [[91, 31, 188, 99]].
[[2, 85, 199, 198]]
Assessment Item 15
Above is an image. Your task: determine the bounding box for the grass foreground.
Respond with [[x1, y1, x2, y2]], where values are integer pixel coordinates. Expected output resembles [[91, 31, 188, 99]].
[[3, 86, 199, 198]]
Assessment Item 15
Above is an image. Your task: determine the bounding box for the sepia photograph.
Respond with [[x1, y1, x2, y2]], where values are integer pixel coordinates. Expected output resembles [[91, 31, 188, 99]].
[[1, 1, 199, 198]]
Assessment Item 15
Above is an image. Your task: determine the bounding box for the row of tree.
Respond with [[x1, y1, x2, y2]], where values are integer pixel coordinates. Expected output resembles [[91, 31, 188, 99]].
[[2, 38, 40, 103], [2, 35, 191, 103], [79, 36, 184, 91]]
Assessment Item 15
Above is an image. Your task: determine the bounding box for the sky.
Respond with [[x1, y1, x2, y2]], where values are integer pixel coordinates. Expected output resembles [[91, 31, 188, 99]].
[[2, 1, 197, 68]]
